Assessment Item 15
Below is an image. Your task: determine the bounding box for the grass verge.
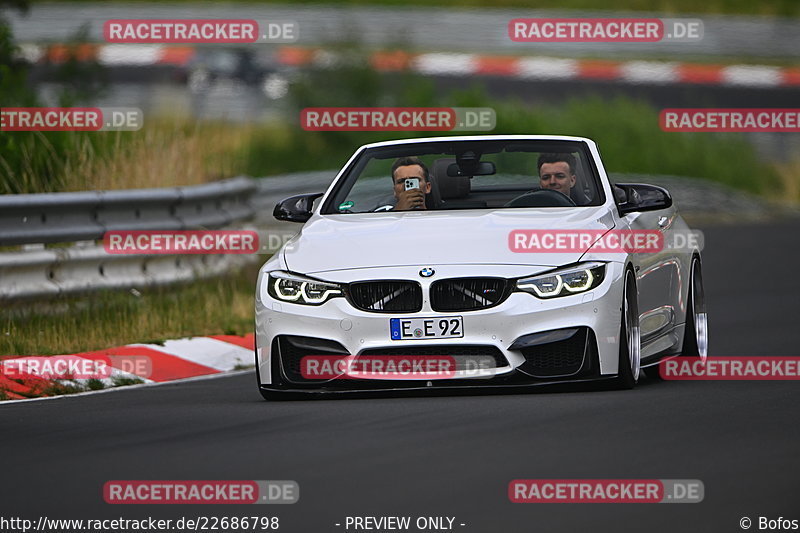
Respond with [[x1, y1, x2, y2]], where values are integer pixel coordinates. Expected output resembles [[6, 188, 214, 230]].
[[0, 264, 259, 356], [0, 118, 253, 193]]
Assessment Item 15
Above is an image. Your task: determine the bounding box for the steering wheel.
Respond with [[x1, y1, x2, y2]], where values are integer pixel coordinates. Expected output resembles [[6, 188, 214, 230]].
[[504, 189, 577, 208]]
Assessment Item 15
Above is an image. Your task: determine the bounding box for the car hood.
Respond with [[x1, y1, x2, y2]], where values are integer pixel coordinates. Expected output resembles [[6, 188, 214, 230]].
[[281, 207, 616, 274]]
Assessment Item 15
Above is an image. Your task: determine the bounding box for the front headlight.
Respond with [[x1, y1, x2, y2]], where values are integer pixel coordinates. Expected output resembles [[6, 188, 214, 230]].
[[267, 271, 342, 305], [516, 262, 606, 299]]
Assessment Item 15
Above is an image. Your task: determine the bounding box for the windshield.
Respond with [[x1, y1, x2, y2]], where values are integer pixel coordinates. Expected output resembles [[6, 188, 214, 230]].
[[322, 139, 605, 214]]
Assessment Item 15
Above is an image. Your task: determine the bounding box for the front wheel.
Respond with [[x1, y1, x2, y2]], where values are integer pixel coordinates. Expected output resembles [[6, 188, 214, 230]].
[[644, 255, 708, 380], [614, 269, 641, 389]]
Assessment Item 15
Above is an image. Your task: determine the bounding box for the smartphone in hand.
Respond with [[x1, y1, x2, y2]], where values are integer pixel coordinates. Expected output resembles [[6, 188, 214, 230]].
[[404, 177, 420, 191]]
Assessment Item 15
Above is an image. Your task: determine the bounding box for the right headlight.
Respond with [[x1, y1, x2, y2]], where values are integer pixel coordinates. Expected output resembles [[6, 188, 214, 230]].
[[516, 262, 606, 299], [267, 271, 343, 305]]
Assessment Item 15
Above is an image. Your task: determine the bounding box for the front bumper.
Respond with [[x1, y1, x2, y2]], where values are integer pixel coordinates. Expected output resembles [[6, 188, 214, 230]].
[[255, 262, 626, 390]]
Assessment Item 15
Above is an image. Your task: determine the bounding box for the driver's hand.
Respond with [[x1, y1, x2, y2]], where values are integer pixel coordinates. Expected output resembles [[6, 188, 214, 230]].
[[394, 188, 426, 211]]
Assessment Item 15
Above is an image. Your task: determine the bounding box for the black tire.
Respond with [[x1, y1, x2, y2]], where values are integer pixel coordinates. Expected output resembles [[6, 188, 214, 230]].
[[614, 269, 641, 389], [644, 256, 707, 380], [681, 256, 708, 360]]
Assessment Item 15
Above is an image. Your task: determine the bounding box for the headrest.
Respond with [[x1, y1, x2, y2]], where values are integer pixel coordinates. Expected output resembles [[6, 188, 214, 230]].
[[432, 158, 471, 199]]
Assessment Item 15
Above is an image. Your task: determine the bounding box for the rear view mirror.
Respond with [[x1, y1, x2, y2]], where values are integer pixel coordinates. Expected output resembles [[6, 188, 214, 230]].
[[447, 161, 496, 177]]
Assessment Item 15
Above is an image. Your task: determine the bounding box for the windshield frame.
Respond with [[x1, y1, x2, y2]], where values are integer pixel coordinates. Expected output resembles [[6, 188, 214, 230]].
[[319, 138, 606, 215]]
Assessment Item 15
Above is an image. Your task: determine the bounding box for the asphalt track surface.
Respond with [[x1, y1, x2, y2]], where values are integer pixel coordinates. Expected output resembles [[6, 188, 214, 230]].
[[2, 220, 799, 533]]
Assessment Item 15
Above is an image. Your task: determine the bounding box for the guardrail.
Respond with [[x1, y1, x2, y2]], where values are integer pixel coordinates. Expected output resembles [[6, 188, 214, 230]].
[[0, 177, 256, 246], [0, 177, 260, 301]]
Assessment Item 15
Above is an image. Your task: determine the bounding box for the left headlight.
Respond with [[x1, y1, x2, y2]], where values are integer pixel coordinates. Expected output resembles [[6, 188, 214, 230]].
[[516, 262, 606, 299], [267, 271, 343, 305]]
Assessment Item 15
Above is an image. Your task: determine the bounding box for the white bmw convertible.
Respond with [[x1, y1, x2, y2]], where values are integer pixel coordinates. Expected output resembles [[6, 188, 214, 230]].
[[254, 135, 707, 398]]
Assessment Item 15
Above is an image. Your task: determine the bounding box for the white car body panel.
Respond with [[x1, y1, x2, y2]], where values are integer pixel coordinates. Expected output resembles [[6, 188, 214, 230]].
[[281, 207, 616, 274], [255, 135, 699, 393]]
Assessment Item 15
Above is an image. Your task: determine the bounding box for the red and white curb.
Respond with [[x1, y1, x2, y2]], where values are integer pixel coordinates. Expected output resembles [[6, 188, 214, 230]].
[[279, 47, 800, 88], [0, 334, 254, 401], [18, 43, 196, 67], [18, 43, 800, 89]]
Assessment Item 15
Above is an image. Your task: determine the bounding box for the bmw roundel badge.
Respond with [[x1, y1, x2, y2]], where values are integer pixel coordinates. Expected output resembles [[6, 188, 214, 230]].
[[419, 267, 435, 278]]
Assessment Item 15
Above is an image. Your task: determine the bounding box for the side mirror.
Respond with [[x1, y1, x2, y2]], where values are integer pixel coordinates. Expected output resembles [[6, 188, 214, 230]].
[[273, 192, 324, 223], [614, 183, 673, 216]]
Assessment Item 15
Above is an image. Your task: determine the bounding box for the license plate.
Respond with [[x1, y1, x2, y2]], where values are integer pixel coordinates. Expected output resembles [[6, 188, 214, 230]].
[[390, 317, 464, 340]]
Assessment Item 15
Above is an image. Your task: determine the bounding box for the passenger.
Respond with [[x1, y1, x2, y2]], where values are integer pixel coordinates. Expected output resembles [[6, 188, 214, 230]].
[[390, 156, 432, 211]]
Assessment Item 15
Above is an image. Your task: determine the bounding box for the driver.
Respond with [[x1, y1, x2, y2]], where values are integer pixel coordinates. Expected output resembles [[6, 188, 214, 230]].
[[537, 153, 578, 199], [390, 156, 432, 211]]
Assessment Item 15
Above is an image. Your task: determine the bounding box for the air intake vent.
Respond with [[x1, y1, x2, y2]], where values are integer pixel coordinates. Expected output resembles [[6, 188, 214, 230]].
[[430, 277, 511, 312], [347, 281, 422, 313]]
